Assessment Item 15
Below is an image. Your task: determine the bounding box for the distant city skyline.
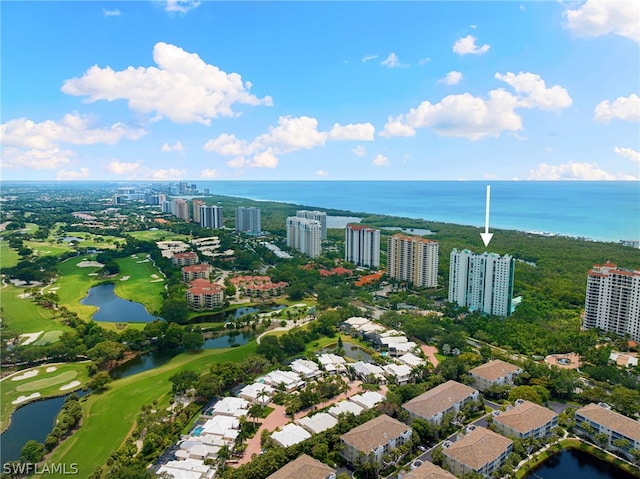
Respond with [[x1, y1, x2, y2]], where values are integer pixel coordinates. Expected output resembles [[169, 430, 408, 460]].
[[1, 1, 639, 182]]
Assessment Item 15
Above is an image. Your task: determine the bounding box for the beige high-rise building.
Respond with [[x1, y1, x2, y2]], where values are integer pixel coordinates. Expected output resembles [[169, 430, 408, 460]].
[[387, 234, 439, 288], [192, 199, 205, 223], [174, 198, 190, 221], [584, 262, 640, 341]]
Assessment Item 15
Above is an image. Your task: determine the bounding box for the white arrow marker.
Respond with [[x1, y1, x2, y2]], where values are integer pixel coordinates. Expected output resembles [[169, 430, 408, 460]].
[[481, 184, 494, 247]]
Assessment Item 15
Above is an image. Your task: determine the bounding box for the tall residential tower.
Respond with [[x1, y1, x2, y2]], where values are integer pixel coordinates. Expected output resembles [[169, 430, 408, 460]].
[[448, 249, 515, 317], [345, 224, 380, 268], [235, 207, 261, 235], [286, 216, 322, 258], [387, 234, 439, 288], [296, 210, 327, 239], [583, 263, 640, 341]]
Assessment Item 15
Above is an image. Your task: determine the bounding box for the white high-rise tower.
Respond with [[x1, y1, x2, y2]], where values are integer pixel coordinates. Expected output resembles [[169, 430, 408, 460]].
[[345, 224, 380, 268]]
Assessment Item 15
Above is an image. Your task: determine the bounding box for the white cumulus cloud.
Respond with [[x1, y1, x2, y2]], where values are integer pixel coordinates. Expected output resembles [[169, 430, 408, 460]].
[[57, 168, 90, 180], [106, 160, 141, 175], [352, 145, 367, 157], [315, 170, 329, 177], [103, 8, 121, 16], [495, 72, 572, 110], [1, 147, 74, 170], [382, 71, 572, 140], [161, 140, 184, 152], [249, 150, 279, 169], [362, 54, 379, 63], [328, 122, 375, 141], [453, 35, 491, 55], [147, 168, 186, 180], [255, 116, 327, 153], [62, 42, 272, 125], [0, 113, 146, 149], [381, 53, 407, 68], [372, 154, 390, 166], [199, 168, 219, 178], [564, 0, 640, 43], [614, 146, 640, 163], [442, 71, 463, 85], [165, 0, 201, 14], [527, 161, 630, 180], [594, 94, 640, 122]]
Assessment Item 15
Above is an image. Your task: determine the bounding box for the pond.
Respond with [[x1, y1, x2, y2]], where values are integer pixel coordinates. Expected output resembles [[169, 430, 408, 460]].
[[202, 332, 252, 349], [320, 341, 373, 362], [525, 449, 635, 479], [0, 390, 88, 464], [81, 283, 161, 323], [192, 304, 286, 323], [109, 350, 175, 380]]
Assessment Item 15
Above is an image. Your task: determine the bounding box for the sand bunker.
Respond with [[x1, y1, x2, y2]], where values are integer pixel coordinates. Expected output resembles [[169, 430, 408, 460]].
[[20, 332, 43, 346], [88, 273, 98, 276], [137, 259, 150, 263], [46, 366, 58, 373], [77, 261, 104, 268], [150, 274, 159, 279], [120, 276, 130, 281], [18, 293, 31, 299], [11, 369, 39, 381], [150, 279, 164, 282], [48, 287, 60, 291], [12, 392, 41, 404], [60, 380, 81, 391]]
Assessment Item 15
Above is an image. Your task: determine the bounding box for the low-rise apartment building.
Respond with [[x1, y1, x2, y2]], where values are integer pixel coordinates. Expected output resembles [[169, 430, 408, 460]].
[[468, 359, 523, 391], [186, 279, 224, 311], [443, 427, 513, 478], [172, 251, 199, 266], [575, 403, 640, 455], [492, 400, 558, 440], [182, 263, 213, 282], [340, 414, 412, 466], [403, 380, 479, 425], [266, 454, 336, 479]]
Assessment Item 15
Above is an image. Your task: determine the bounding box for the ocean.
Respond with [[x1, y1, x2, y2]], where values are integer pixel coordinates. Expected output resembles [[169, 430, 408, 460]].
[[197, 181, 640, 243]]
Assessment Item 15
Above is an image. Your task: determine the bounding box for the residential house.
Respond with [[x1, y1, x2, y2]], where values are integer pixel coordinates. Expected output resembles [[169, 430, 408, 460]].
[[290, 358, 323, 380], [352, 361, 386, 384], [349, 391, 386, 410], [469, 360, 523, 392], [328, 400, 364, 418], [266, 454, 336, 479], [492, 400, 558, 440], [271, 423, 312, 448], [317, 353, 347, 374], [238, 383, 274, 406], [257, 370, 305, 392], [382, 363, 413, 385], [403, 380, 479, 425], [443, 427, 513, 478], [298, 412, 338, 434], [340, 414, 413, 466]]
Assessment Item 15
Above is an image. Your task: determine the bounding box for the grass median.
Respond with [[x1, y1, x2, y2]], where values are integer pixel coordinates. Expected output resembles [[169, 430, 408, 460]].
[[47, 342, 257, 478]]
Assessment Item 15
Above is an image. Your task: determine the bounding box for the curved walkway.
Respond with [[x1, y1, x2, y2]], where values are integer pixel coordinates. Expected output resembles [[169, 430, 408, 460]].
[[256, 317, 313, 344]]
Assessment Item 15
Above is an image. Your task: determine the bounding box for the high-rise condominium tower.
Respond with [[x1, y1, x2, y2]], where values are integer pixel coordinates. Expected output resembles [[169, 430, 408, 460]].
[[583, 262, 640, 341], [174, 199, 190, 222], [387, 234, 439, 288], [200, 205, 224, 229], [345, 224, 380, 268], [286, 216, 322, 258], [448, 249, 515, 317], [235, 207, 261, 235], [296, 210, 327, 239], [192, 200, 205, 224]]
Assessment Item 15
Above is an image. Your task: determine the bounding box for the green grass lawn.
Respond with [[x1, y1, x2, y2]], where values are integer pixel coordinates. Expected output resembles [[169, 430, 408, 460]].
[[55, 256, 103, 321], [47, 343, 257, 478], [0, 285, 72, 336], [113, 254, 165, 313], [0, 240, 21, 268], [128, 230, 190, 242], [24, 240, 73, 258], [1, 362, 89, 431], [33, 330, 64, 345]]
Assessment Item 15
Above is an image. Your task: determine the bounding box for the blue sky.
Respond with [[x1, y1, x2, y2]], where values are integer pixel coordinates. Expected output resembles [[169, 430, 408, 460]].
[[1, 0, 639, 181]]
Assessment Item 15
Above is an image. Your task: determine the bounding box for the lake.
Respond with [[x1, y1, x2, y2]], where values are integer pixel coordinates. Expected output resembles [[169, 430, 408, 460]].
[[525, 449, 636, 479], [202, 332, 252, 349], [320, 341, 373, 362], [81, 283, 160, 323], [192, 304, 286, 323], [0, 390, 88, 464]]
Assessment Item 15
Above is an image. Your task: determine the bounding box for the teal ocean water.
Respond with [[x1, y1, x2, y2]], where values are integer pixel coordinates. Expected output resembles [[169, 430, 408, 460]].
[[198, 181, 640, 243]]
